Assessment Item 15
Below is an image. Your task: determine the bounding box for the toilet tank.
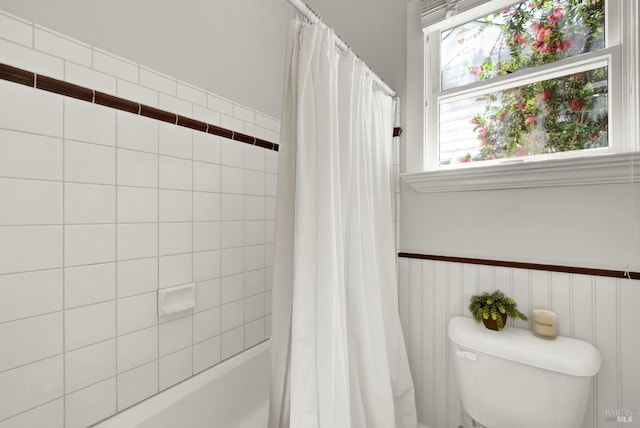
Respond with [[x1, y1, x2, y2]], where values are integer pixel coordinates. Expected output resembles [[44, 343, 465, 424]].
[[448, 316, 601, 428]]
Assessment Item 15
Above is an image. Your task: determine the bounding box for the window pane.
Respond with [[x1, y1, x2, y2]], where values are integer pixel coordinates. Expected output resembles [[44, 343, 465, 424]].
[[439, 66, 608, 165], [441, 0, 605, 90]]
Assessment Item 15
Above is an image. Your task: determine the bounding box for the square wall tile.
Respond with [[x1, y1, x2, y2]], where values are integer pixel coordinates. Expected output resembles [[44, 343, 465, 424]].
[[0, 356, 63, 421], [244, 196, 265, 221], [221, 248, 244, 277], [117, 149, 158, 188], [245, 245, 265, 272], [0, 269, 62, 323], [117, 186, 158, 223], [0, 312, 63, 372], [220, 166, 244, 194], [265, 220, 275, 243], [194, 307, 220, 343], [159, 156, 192, 191], [264, 151, 279, 174], [0, 226, 62, 274], [0, 129, 62, 181], [245, 318, 265, 348], [65, 183, 115, 224], [245, 170, 265, 196], [65, 224, 116, 267], [193, 250, 220, 282], [194, 192, 220, 222], [65, 301, 115, 351], [0, 398, 63, 428], [0, 178, 62, 225], [159, 222, 192, 256], [264, 197, 276, 220], [117, 360, 158, 411], [245, 145, 265, 172], [244, 269, 265, 297], [0, 80, 62, 138], [245, 293, 265, 323], [117, 223, 158, 261], [158, 253, 192, 289], [65, 98, 116, 146], [159, 123, 192, 159], [221, 300, 244, 332], [265, 173, 277, 197], [159, 347, 192, 391], [193, 161, 220, 193], [64, 377, 116, 428], [193, 133, 220, 164], [0, 226, 62, 275], [65, 263, 115, 309], [117, 257, 158, 298], [220, 221, 244, 250], [195, 279, 220, 312], [159, 190, 192, 222], [117, 112, 158, 154], [193, 336, 220, 374], [220, 139, 244, 168], [221, 194, 245, 221], [220, 326, 244, 360], [159, 315, 192, 356], [64, 141, 115, 185], [117, 326, 158, 373], [117, 292, 157, 336], [65, 339, 116, 393], [245, 221, 265, 246], [193, 222, 220, 252], [221, 273, 244, 305]]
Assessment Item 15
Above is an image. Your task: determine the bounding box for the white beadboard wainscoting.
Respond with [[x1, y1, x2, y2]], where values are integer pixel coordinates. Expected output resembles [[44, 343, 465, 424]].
[[398, 256, 640, 428]]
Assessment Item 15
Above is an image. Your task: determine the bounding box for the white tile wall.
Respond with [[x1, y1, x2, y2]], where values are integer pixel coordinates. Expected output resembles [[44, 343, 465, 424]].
[[398, 257, 640, 428], [0, 8, 279, 426]]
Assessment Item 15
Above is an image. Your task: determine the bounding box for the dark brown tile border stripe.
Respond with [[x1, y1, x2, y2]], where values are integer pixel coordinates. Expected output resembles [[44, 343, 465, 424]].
[[397, 252, 640, 280], [393, 127, 403, 137], [0, 62, 280, 152]]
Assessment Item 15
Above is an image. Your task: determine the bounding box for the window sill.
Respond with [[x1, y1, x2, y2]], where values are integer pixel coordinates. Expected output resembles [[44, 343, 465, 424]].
[[401, 152, 640, 193]]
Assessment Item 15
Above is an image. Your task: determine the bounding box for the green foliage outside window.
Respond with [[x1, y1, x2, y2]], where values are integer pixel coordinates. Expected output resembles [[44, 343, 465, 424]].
[[462, 0, 607, 163]]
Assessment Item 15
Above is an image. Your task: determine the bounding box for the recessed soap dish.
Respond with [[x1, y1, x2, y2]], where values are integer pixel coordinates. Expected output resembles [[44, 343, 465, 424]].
[[158, 283, 196, 317]]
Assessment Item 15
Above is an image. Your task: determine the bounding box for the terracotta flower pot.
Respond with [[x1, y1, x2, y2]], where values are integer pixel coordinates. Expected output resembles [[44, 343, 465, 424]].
[[482, 313, 508, 331]]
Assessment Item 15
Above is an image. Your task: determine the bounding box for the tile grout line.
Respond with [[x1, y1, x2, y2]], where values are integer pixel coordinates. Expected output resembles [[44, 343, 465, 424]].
[[114, 108, 119, 414], [61, 77, 67, 428]]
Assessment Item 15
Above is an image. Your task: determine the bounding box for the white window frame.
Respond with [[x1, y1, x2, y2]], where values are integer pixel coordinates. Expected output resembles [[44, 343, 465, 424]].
[[405, 0, 639, 193]]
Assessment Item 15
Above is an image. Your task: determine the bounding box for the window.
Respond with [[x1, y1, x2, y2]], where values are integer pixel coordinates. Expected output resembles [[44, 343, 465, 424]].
[[422, 0, 638, 174]]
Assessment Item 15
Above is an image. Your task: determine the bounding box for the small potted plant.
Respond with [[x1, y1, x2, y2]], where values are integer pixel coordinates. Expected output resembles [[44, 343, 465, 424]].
[[468, 289, 528, 331]]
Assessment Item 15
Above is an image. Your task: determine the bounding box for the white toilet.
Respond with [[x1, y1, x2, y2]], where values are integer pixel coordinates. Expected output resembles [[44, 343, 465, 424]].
[[448, 316, 601, 428]]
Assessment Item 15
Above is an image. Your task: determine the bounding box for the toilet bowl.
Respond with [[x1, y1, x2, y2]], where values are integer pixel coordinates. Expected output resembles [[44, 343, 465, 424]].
[[448, 316, 601, 428]]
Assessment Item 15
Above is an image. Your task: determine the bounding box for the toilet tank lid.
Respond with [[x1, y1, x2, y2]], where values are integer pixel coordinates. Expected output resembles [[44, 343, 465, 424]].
[[448, 316, 601, 376]]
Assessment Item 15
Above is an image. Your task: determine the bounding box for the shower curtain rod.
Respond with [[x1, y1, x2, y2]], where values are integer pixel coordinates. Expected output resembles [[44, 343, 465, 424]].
[[286, 0, 397, 99]]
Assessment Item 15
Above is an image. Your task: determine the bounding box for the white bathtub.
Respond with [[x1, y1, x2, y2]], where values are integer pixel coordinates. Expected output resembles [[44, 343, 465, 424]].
[[96, 340, 270, 428]]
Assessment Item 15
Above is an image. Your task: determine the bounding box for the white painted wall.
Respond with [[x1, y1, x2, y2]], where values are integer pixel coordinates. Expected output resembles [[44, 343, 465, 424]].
[[0, 0, 292, 118]]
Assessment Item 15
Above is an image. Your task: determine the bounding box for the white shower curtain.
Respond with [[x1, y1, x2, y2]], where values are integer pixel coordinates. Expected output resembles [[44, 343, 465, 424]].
[[269, 21, 417, 428]]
